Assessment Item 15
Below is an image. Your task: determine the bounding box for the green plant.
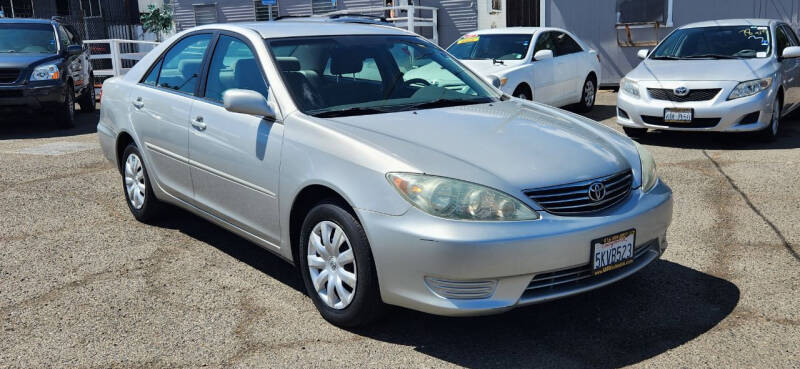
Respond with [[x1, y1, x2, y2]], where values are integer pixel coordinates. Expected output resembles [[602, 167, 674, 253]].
[[140, 4, 173, 42]]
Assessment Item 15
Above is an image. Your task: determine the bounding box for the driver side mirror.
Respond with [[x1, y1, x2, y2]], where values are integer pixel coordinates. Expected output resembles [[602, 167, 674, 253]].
[[533, 50, 553, 61], [637, 49, 649, 59], [66, 45, 82, 56], [223, 89, 276, 120], [782, 46, 800, 59]]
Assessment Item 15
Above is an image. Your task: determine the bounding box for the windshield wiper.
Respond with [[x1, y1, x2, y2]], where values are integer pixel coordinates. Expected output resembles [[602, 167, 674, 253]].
[[312, 106, 388, 118], [492, 58, 505, 65], [683, 54, 741, 59], [649, 55, 683, 60], [397, 98, 489, 111]]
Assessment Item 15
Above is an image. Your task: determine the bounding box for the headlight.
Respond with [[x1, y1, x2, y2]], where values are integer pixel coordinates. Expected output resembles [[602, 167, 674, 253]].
[[728, 77, 772, 100], [620, 78, 640, 98], [387, 173, 539, 221], [634, 142, 658, 192], [30, 63, 60, 81]]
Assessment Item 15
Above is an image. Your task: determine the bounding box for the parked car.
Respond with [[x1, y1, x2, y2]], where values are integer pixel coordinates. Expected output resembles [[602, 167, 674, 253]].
[[444, 27, 602, 112], [0, 17, 96, 128], [97, 21, 672, 327], [617, 19, 800, 141]]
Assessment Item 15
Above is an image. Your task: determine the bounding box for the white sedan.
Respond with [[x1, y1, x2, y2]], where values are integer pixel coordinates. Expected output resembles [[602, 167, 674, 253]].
[[446, 27, 602, 111]]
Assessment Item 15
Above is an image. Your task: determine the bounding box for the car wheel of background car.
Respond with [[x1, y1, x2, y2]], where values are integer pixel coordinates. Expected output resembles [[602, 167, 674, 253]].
[[512, 84, 532, 100], [78, 74, 97, 113], [299, 200, 384, 327], [55, 84, 75, 129], [756, 98, 781, 142], [121, 144, 164, 223], [575, 76, 597, 112], [623, 126, 648, 139]]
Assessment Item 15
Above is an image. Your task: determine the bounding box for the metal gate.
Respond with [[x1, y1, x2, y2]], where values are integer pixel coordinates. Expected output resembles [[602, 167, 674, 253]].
[[506, 0, 539, 27]]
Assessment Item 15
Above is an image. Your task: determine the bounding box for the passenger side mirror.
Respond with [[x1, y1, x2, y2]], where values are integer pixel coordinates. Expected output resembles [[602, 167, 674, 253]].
[[637, 49, 649, 59], [533, 50, 553, 61], [781, 46, 800, 59], [66, 45, 82, 56], [223, 89, 276, 120]]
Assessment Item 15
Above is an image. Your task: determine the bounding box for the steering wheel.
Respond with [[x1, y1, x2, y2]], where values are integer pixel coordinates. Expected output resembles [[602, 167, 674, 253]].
[[405, 78, 431, 88]]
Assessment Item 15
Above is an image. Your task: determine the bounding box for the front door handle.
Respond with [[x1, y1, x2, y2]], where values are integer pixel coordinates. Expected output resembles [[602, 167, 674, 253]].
[[191, 116, 207, 131], [132, 97, 144, 109]]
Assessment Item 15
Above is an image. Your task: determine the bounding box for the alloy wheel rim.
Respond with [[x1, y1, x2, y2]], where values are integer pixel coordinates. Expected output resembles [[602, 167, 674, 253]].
[[772, 100, 780, 136], [124, 153, 146, 209], [584, 81, 595, 107], [307, 221, 357, 309]]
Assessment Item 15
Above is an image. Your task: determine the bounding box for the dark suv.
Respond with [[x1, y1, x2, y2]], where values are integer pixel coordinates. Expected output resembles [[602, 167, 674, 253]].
[[0, 18, 95, 128]]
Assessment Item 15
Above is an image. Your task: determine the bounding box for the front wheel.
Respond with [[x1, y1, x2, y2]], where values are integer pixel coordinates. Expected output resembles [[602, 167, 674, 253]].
[[299, 201, 384, 327], [78, 74, 96, 113], [755, 98, 781, 142], [55, 84, 75, 128], [575, 76, 597, 112]]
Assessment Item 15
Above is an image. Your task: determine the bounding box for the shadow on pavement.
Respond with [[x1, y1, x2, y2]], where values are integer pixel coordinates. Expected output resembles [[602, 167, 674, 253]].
[[150, 206, 738, 369], [580, 102, 618, 122], [0, 106, 99, 140], [353, 260, 739, 369]]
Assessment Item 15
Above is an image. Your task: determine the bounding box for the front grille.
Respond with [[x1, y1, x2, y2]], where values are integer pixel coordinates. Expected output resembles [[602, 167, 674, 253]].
[[0, 69, 20, 84], [525, 239, 656, 294], [524, 170, 633, 215], [0, 89, 23, 98], [641, 115, 720, 128], [647, 88, 720, 102]]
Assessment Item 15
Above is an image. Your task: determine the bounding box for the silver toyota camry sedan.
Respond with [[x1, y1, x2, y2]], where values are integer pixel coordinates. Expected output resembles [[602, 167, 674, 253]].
[[97, 21, 673, 327], [617, 19, 800, 141]]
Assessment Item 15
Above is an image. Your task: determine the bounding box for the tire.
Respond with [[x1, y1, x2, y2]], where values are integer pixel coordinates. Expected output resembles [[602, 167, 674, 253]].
[[512, 85, 532, 100], [298, 201, 384, 327], [55, 83, 75, 129], [78, 74, 96, 113], [755, 97, 781, 142], [121, 144, 164, 223], [574, 76, 597, 113], [623, 126, 648, 139]]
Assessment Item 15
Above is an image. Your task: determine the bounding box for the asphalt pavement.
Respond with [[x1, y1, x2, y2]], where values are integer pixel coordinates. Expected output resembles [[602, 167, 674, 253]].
[[1, 92, 798, 368]]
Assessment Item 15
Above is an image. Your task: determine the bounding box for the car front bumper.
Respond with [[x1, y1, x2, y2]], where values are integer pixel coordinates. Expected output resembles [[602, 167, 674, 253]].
[[358, 180, 673, 316], [616, 80, 776, 132], [0, 81, 65, 114]]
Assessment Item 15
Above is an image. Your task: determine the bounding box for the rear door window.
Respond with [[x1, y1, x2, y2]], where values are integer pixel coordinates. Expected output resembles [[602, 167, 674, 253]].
[[154, 33, 212, 95], [554, 32, 583, 56]]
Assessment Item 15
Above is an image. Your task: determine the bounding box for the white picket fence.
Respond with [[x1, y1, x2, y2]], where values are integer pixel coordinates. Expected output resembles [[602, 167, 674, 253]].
[[84, 39, 160, 79]]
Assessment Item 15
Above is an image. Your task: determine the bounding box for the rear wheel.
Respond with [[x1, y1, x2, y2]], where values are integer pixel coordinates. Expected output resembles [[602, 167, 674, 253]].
[[575, 76, 597, 112], [623, 126, 648, 139], [298, 201, 384, 327], [755, 97, 781, 142], [121, 144, 164, 223], [55, 84, 75, 129], [78, 74, 96, 113]]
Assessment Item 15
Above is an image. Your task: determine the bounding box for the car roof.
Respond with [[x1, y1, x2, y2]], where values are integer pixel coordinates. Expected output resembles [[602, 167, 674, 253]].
[[680, 18, 777, 29], [0, 18, 54, 25], [193, 21, 413, 39], [467, 27, 566, 35]]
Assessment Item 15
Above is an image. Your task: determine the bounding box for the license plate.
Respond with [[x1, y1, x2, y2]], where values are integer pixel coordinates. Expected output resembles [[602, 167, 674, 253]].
[[591, 230, 636, 275], [663, 108, 692, 123]]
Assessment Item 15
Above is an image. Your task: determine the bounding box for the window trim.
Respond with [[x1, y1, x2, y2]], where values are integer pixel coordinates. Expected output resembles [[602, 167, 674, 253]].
[[197, 30, 272, 106], [137, 31, 216, 98]]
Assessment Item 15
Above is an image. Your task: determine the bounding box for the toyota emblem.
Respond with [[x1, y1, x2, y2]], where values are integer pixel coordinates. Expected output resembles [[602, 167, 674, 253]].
[[674, 86, 690, 97], [588, 182, 606, 202]]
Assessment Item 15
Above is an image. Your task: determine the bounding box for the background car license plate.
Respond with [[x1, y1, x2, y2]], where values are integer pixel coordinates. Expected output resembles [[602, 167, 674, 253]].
[[664, 108, 692, 123], [591, 230, 636, 275]]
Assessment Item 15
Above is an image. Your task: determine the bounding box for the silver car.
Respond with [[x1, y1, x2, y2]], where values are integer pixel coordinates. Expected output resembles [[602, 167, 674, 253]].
[[97, 21, 673, 327], [617, 19, 800, 141]]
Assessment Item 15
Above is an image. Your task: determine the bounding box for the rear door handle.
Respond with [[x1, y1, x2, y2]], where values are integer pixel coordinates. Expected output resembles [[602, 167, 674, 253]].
[[132, 97, 144, 109], [191, 116, 207, 131]]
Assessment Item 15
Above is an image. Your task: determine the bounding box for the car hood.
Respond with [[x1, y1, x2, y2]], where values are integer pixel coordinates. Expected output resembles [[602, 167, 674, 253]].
[[321, 100, 638, 191], [0, 53, 59, 69], [629, 58, 775, 81], [460, 59, 525, 76]]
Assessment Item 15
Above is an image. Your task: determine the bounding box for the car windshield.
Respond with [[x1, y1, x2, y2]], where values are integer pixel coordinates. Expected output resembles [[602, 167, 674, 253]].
[[0, 23, 58, 54], [267, 35, 499, 117], [446, 34, 532, 60], [651, 25, 771, 59]]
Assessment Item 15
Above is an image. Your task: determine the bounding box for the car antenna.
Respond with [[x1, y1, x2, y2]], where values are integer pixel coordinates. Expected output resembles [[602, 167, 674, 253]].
[[492, 58, 504, 65]]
